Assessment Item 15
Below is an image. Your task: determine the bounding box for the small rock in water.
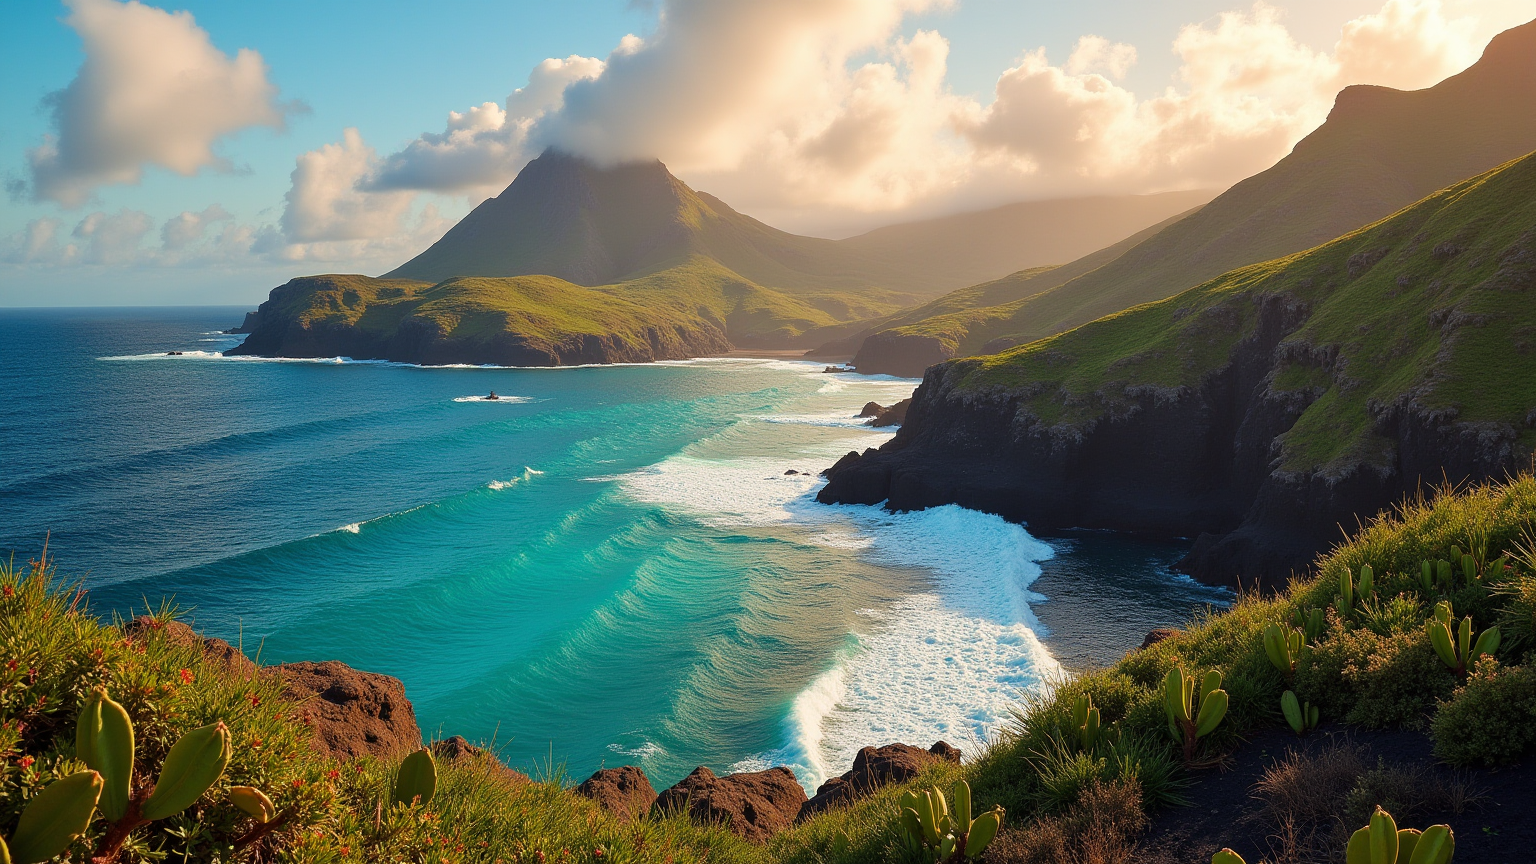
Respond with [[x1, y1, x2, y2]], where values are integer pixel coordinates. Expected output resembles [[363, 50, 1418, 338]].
[[858, 401, 885, 418], [784, 469, 799, 475]]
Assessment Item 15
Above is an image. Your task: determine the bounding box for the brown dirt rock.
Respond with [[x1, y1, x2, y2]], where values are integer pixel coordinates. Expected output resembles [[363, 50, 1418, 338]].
[[577, 765, 658, 822], [1141, 628, 1179, 649], [431, 736, 530, 787], [654, 765, 807, 843], [799, 741, 962, 819], [272, 660, 421, 759], [123, 616, 257, 676]]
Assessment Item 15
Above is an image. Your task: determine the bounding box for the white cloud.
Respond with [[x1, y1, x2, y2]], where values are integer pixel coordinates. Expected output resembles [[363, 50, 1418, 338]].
[[353, 0, 1494, 235], [161, 204, 233, 250], [1065, 36, 1138, 81], [280, 128, 415, 243], [72, 209, 154, 265], [956, 0, 1491, 199], [364, 55, 606, 194], [23, 0, 297, 207]]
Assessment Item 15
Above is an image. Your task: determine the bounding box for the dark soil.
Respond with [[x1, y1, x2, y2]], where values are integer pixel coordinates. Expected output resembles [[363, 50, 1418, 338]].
[[1139, 724, 1536, 863]]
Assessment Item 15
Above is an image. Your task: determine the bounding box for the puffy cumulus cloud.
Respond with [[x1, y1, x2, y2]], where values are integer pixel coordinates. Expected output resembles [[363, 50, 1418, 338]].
[[73, 210, 155, 265], [22, 0, 298, 208], [364, 55, 606, 193], [957, 0, 1489, 197], [357, 0, 1493, 234], [1065, 36, 1138, 81], [280, 128, 416, 243], [161, 205, 234, 250]]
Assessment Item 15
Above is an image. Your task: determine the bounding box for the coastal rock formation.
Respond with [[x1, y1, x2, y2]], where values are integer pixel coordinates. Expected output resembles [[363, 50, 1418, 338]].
[[821, 150, 1536, 586], [799, 741, 962, 820], [653, 765, 807, 843], [273, 660, 422, 759], [855, 399, 912, 427], [123, 616, 257, 676], [577, 766, 658, 822]]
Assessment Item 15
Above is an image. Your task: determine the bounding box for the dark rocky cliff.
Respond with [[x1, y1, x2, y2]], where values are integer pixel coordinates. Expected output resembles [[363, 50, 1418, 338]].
[[820, 153, 1536, 587], [819, 297, 1525, 586]]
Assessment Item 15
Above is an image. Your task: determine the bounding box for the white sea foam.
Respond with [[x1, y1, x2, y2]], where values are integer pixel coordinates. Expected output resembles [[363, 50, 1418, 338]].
[[337, 523, 361, 534], [618, 429, 1062, 789], [453, 395, 534, 404], [488, 467, 543, 490]]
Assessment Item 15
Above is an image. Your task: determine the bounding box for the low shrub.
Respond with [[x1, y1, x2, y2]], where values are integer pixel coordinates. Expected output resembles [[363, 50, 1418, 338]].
[[981, 778, 1145, 864], [1296, 625, 1456, 729], [1430, 657, 1536, 766]]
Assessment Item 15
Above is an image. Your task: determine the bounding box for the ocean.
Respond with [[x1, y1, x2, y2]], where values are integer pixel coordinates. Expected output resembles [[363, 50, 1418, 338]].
[[0, 307, 1227, 790]]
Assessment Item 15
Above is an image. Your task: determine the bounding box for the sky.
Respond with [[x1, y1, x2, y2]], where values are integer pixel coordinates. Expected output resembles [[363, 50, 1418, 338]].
[[1, 0, 1532, 306]]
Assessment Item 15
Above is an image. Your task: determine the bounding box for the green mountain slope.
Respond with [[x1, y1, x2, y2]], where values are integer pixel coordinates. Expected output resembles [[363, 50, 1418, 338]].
[[835, 207, 1203, 374], [383, 150, 1208, 297], [847, 17, 1536, 375], [230, 255, 912, 364], [959, 148, 1536, 472], [821, 147, 1536, 582]]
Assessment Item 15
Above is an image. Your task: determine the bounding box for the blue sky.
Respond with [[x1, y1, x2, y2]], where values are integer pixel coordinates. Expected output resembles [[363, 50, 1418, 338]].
[[1, 0, 1531, 305]]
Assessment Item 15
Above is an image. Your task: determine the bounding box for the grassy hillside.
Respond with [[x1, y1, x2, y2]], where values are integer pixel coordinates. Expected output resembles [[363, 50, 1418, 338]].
[[950, 148, 1536, 477], [847, 18, 1536, 375], [835, 208, 1202, 371], [833, 190, 1214, 289], [10, 470, 1536, 861], [383, 150, 1207, 299], [234, 255, 918, 363]]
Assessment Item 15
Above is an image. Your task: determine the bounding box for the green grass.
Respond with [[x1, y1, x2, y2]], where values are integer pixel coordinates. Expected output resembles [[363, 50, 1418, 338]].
[[255, 254, 922, 358], [8, 472, 1536, 859], [945, 149, 1536, 475]]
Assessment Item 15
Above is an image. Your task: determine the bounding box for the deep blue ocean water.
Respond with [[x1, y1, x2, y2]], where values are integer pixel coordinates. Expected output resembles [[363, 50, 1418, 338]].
[[0, 307, 1226, 789]]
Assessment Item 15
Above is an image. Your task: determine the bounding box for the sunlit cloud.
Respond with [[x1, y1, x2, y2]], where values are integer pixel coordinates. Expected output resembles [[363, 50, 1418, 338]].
[[19, 0, 301, 208]]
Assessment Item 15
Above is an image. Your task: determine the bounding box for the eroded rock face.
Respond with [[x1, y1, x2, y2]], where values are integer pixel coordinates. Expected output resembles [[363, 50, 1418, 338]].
[[654, 766, 807, 843], [1141, 628, 1179, 649], [273, 660, 421, 759], [799, 741, 962, 820], [577, 766, 658, 822], [123, 617, 257, 676]]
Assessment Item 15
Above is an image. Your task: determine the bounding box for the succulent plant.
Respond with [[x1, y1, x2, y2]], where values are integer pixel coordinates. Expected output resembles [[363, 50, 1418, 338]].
[[1426, 600, 1499, 676], [230, 785, 278, 823], [1163, 666, 1228, 761], [1345, 807, 1454, 864], [74, 687, 232, 860], [896, 780, 1003, 861], [392, 748, 438, 807], [1420, 560, 1434, 592], [1293, 606, 1325, 643], [1070, 693, 1106, 752], [1263, 623, 1304, 679], [1211, 850, 1247, 864], [1340, 567, 1355, 610], [1359, 565, 1375, 598], [2, 770, 103, 864], [1281, 690, 1319, 735]]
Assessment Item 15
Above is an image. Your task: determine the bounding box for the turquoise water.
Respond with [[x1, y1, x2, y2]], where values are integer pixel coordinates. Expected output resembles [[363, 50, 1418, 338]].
[[0, 308, 1226, 789]]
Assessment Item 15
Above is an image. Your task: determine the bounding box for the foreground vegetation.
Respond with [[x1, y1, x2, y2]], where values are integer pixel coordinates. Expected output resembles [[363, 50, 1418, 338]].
[[5, 472, 1536, 861]]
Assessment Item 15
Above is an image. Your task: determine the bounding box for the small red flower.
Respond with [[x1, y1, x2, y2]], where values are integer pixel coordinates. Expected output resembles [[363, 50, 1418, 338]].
[[291, 779, 305, 789], [2, 585, 13, 598], [339, 847, 350, 856], [247, 692, 261, 707], [5, 660, 15, 671], [17, 755, 34, 769], [325, 769, 339, 781], [251, 738, 263, 749], [178, 669, 194, 685]]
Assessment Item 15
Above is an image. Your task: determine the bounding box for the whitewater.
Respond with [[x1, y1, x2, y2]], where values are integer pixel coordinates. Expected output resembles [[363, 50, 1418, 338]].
[[0, 307, 1222, 792]]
